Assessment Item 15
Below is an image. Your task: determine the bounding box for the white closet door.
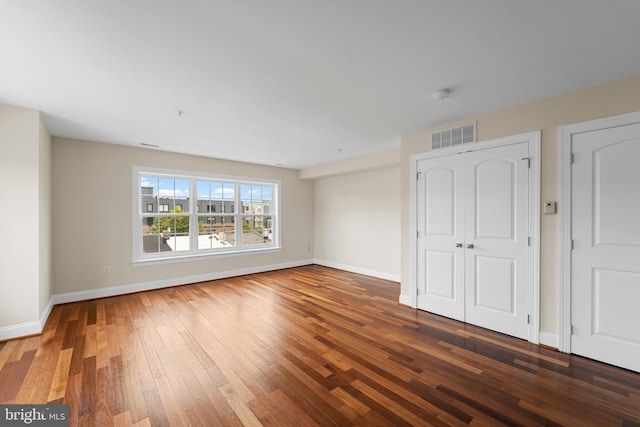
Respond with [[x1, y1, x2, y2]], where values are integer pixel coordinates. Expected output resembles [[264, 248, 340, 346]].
[[416, 155, 465, 321], [464, 143, 530, 340], [415, 142, 530, 341], [571, 123, 640, 372]]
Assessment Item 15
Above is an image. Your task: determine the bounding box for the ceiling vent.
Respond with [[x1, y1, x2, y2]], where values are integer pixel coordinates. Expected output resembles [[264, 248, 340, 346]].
[[431, 122, 476, 150]]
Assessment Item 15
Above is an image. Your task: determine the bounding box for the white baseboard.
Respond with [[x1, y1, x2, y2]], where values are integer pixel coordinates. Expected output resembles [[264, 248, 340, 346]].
[[53, 259, 314, 305], [398, 294, 412, 307], [0, 298, 56, 342], [0, 260, 313, 341], [313, 259, 401, 283], [539, 331, 559, 350], [0, 321, 42, 342], [39, 297, 54, 331], [2, 260, 401, 341]]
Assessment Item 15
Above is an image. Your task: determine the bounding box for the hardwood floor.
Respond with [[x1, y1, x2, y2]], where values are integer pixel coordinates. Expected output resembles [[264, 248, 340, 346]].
[[1, 265, 639, 426]]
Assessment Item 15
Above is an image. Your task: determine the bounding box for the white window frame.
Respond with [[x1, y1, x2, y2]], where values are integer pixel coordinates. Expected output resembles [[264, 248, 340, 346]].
[[132, 166, 281, 265]]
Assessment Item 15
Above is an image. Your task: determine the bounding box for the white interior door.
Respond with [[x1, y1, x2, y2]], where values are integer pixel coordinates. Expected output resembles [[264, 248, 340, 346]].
[[416, 155, 465, 321], [415, 142, 530, 340], [464, 143, 530, 339], [571, 123, 640, 372]]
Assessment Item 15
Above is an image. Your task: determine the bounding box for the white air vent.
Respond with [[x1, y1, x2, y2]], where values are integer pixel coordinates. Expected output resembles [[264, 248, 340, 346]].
[[431, 122, 476, 150]]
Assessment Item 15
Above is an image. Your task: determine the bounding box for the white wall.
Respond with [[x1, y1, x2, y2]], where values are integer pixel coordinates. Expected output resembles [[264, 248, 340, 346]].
[[0, 103, 51, 333], [313, 166, 401, 281], [52, 138, 314, 296], [39, 114, 52, 316]]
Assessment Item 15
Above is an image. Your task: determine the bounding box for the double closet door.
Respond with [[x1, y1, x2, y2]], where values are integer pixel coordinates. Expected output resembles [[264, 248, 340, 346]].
[[416, 142, 530, 340]]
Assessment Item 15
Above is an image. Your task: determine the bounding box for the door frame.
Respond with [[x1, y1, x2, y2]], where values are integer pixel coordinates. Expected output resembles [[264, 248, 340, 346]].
[[410, 131, 541, 344], [558, 111, 640, 353]]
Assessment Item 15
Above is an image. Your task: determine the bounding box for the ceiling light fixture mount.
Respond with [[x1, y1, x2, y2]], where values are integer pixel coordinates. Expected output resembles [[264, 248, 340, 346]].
[[176, 110, 185, 118], [432, 89, 451, 100]]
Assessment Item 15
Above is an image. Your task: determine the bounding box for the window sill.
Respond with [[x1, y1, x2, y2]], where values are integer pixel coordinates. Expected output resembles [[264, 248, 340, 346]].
[[132, 246, 282, 267]]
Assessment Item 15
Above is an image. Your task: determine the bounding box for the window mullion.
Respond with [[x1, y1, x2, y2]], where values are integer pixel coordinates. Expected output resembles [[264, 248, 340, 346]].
[[135, 174, 142, 258], [235, 182, 242, 247], [190, 178, 198, 252]]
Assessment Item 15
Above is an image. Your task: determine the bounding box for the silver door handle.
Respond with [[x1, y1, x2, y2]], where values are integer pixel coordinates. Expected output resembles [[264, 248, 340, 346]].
[[455, 242, 463, 248], [466, 243, 474, 249]]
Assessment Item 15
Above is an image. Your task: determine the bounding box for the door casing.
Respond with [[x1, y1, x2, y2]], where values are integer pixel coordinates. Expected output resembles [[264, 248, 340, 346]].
[[410, 131, 541, 344]]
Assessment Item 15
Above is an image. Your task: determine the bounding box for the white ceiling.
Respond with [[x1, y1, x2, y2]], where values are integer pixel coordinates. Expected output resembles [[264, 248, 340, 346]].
[[2, 1, 640, 169]]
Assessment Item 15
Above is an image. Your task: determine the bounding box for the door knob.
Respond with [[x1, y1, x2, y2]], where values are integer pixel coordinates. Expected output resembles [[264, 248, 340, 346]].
[[466, 243, 474, 249], [455, 242, 463, 248]]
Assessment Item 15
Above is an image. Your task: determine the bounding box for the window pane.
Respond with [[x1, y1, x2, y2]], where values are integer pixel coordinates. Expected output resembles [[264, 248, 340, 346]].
[[196, 181, 210, 214], [211, 182, 235, 213], [141, 217, 168, 253], [241, 184, 273, 214], [198, 215, 236, 249], [261, 185, 273, 215], [242, 216, 272, 246], [198, 181, 235, 214], [159, 177, 190, 213], [140, 175, 159, 213], [141, 216, 190, 253], [158, 178, 174, 212], [241, 184, 255, 214]]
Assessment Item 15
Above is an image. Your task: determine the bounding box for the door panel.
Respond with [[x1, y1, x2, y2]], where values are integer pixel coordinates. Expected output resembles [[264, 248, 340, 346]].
[[593, 269, 640, 344], [465, 143, 530, 340], [571, 124, 640, 372], [425, 251, 455, 299], [425, 168, 455, 235], [593, 141, 640, 246], [475, 160, 515, 240], [416, 158, 464, 321], [474, 256, 515, 313]]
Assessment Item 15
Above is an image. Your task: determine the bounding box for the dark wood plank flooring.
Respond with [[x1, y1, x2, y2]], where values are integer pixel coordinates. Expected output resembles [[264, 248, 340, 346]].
[[1, 265, 639, 426]]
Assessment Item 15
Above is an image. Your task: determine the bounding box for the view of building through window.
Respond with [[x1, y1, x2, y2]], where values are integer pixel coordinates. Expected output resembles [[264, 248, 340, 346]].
[[136, 171, 277, 260]]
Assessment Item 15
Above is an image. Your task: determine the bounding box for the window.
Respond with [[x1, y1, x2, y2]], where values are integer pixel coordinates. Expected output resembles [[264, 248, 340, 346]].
[[240, 183, 274, 246], [134, 167, 280, 263]]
